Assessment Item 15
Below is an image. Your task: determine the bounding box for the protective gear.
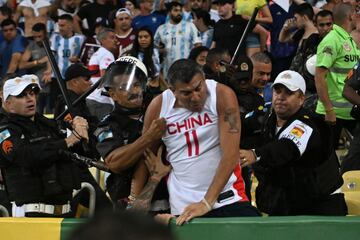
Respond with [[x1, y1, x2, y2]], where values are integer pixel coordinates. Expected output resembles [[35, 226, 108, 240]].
[[305, 55, 317, 76], [100, 56, 148, 93]]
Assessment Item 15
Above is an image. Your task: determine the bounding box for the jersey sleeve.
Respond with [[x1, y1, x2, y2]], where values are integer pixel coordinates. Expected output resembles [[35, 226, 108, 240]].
[[153, 26, 162, 47], [190, 23, 202, 45], [316, 34, 338, 69]]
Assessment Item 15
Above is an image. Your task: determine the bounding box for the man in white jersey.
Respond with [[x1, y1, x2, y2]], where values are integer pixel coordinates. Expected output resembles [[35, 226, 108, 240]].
[[86, 28, 118, 120], [154, 2, 202, 77], [140, 59, 260, 225], [50, 14, 85, 78]]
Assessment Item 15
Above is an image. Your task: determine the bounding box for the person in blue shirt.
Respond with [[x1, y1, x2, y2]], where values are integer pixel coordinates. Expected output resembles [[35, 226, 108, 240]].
[[132, 0, 166, 34], [0, 19, 27, 78]]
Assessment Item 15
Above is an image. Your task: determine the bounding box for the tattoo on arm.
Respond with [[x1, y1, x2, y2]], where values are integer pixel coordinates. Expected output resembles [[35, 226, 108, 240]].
[[130, 178, 159, 210], [224, 108, 240, 133]]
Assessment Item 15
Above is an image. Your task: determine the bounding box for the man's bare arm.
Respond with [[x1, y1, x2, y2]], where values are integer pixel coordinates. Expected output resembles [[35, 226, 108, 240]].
[[315, 66, 336, 123], [7, 53, 22, 74]]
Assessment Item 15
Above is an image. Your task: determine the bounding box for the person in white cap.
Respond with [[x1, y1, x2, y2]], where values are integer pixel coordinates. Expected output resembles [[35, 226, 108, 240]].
[[0, 74, 89, 217], [239, 70, 347, 216], [114, 8, 136, 57]]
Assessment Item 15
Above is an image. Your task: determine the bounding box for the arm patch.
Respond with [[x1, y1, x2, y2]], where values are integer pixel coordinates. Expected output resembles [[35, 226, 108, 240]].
[[279, 120, 313, 156], [0, 129, 11, 144]]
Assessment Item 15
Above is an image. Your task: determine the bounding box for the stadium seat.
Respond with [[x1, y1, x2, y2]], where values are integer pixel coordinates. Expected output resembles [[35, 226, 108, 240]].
[[341, 170, 360, 215]]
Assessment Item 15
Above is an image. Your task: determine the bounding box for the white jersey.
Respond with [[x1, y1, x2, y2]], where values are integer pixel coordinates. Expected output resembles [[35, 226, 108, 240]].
[[50, 32, 85, 77], [160, 80, 247, 215], [87, 47, 115, 105], [154, 21, 201, 77]]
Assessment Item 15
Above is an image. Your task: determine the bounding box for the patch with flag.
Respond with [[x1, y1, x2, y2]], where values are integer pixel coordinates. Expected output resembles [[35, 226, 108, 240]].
[[96, 130, 114, 143], [0, 129, 11, 144], [279, 120, 313, 155]]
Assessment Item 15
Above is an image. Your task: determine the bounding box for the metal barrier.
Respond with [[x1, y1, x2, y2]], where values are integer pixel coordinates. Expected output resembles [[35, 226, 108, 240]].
[[0, 204, 9, 217], [73, 182, 96, 218]]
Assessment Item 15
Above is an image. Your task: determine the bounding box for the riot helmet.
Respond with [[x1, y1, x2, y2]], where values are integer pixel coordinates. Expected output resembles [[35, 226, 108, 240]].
[[100, 56, 148, 109]]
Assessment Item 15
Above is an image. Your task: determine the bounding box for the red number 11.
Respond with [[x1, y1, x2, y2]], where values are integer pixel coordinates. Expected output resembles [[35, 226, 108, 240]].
[[184, 130, 199, 157]]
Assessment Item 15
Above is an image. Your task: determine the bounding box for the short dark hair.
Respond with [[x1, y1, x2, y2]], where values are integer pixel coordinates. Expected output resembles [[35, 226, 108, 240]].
[[32, 22, 47, 33], [189, 46, 209, 61], [294, 3, 314, 20], [206, 48, 230, 65], [67, 211, 175, 240], [250, 52, 272, 65], [167, 59, 204, 86], [192, 9, 213, 27], [1, 18, 16, 29], [58, 14, 73, 22], [315, 10, 333, 23], [0, 6, 12, 19]]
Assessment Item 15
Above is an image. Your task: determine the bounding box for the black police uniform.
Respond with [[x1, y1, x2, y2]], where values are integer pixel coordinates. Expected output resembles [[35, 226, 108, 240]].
[[0, 112, 81, 217], [341, 60, 360, 173], [54, 90, 112, 213], [253, 108, 347, 216], [95, 103, 168, 210]]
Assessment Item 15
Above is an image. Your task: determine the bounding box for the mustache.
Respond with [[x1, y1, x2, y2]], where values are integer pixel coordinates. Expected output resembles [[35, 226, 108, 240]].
[[127, 93, 142, 101]]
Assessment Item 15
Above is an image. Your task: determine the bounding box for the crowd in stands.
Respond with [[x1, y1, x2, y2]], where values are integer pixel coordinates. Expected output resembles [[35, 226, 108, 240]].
[[0, 0, 359, 220]]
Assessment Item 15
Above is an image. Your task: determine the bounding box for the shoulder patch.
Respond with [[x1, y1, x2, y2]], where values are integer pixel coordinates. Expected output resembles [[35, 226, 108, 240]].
[[2, 139, 13, 155], [96, 129, 114, 143], [279, 120, 313, 156], [0, 129, 11, 144], [322, 46, 333, 56]]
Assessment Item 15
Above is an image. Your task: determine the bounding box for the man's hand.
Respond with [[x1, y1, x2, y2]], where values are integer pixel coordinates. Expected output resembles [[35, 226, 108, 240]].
[[176, 201, 210, 225], [239, 149, 256, 167], [143, 118, 166, 143], [325, 110, 336, 125], [42, 70, 52, 84], [144, 146, 171, 182], [71, 116, 89, 142]]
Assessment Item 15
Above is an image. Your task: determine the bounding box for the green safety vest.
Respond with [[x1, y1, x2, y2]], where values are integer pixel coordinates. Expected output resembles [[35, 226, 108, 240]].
[[316, 24, 360, 120]]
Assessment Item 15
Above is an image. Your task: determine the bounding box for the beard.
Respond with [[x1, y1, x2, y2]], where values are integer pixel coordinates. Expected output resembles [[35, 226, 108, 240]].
[[171, 15, 182, 23]]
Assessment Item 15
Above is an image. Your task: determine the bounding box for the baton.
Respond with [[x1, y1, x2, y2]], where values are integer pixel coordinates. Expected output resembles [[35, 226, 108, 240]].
[[56, 79, 101, 120], [60, 149, 110, 172], [230, 7, 259, 65], [42, 39, 90, 152]]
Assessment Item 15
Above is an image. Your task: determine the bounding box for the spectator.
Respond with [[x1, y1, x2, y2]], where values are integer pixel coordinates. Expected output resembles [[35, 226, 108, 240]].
[[250, 51, 272, 104], [240, 70, 347, 216], [19, 23, 52, 114], [50, 14, 85, 78], [133, 0, 166, 34], [203, 47, 231, 84], [74, 0, 116, 36], [189, 45, 209, 66], [351, 9, 360, 48], [0, 75, 89, 217], [315, 3, 360, 148], [0, 19, 27, 78], [268, 0, 298, 81], [14, 0, 50, 37], [209, 0, 220, 22], [192, 9, 214, 48], [86, 28, 117, 121], [124, 0, 141, 17], [114, 8, 136, 57], [235, 0, 273, 57], [49, 0, 80, 33], [315, 10, 334, 39], [211, 0, 267, 59], [134, 59, 260, 223], [154, 1, 201, 77]]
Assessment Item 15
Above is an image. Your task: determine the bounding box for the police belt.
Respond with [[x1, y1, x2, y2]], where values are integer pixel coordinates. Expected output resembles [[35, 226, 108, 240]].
[[23, 202, 71, 215]]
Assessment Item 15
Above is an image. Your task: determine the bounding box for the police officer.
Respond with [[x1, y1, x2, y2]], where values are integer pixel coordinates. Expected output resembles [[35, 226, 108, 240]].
[[0, 74, 89, 217], [94, 56, 167, 210], [240, 70, 347, 216], [342, 59, 360, 173], [54, 63, 112, 213]]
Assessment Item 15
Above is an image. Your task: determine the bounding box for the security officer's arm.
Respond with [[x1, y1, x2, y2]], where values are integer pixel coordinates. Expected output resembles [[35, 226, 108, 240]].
[[100, 99, 166, 173], [176, 84, 241, 225], [343, 61, 360, 105], [315, 66, 336, 123], [240, 119, 314, 168], [0, 117, 88, 168]]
